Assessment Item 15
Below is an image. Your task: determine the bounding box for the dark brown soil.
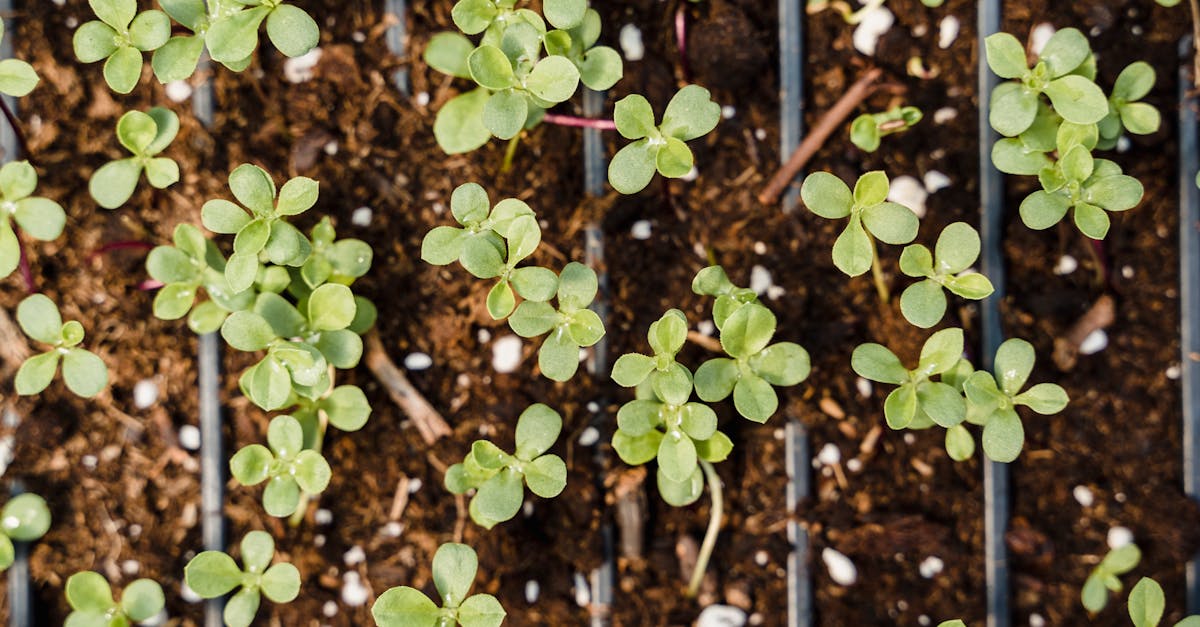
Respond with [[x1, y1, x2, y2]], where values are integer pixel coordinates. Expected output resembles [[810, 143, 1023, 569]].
[[0, 0, 1195, 626]]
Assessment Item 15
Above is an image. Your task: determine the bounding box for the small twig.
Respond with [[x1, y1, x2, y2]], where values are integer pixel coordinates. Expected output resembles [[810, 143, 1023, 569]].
[[612, 467, 646, 560], [1052, 294, 1116, 371], [0, 97, 29, 159], [759, 68, 884, 205], [686, 330, 723, 353], [1191, 0, 1200, 87], [543, 114, 617, 131], [388, 475, 410, 521], [364, 331, 451, 444]]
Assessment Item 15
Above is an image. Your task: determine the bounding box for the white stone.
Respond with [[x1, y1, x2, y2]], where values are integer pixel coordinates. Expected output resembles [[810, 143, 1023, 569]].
[[314, 534, 326, 547], [721, 105, 737, 120], [177, 425, 201, 451], [284, 48, 323, 83], [415, 92, 431, 107], [937, 16, 960, 49], [129, 524, 142, 538], [82, 455, 98, 470], [1053, 255, 1078, 276], [817, 443, 841, 466], [525, 580, 540, 604], [1078, 329, 1108, 356], [324, 141, 339, 156], [343, 545, 366, 566], [753, 241, 767, 255], [351, 206, 373, 226], [697, 605, 748, 627], [749, 265, 773, 295], [888, 176, 927, 218], [586, 402, 600, 413], [382, 522, 403, 537], [933, 107, 958, 124], [619, 24, 644, 61], [165, 81, 193, 103], [822, 548, 858, 586], [0, 435, 14, 478], [1107, 526, 1134, 549], [1118, 136, 1132, 153], [315, 509, 333, 525], [853, 7, 894, 57], [409, 478, 423, 493], [404, 352, 433, 371], [1030, 613, 1047, 627], [492, 336, 524, 373], [341, 572, 369, 607], [352, 31, 367, 43], [573, 572, 590, 606], [579, 427, 600, 447], [754, 128, 767, 141], [846, 458, 863, 472], [682, 166, 699, 182], [1030, 23, 1056, 56], [755, 550, 769, 566], [1167, 364, 1182, 380], [121, 560, 140, 575], [903, 433, 916, 445], [181, 582, 202, 603], [698, 320, 716, 337], [923, 170, 951, 194], [134, 379, 159, 409], [477, 329, 492, 344], [1122, 265, 1135, 279], [323, 600, 338, 617], [856, 377, 873, 398], [918, 616, 931, 627], [631, 220, 652, 240], [918, 556, 944, 578], [65, 17, 78, 28], [1073, 485, 1095, 507], [767, 286, 785, 301]]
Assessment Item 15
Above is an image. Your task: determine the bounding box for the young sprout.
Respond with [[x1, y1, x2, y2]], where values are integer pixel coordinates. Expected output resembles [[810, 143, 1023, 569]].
[[507, 262, 604, 381], [0, 22, 39, 98], [14, 294, 109, 398], [985, 28, 1108, 136], [90, 108, 180, 210], [1127, 577, 1200, 627], [543, 8, 623, 91], [73, 0, 171, 94], [1098, 62, 1161, 147], [1019, 148, 1143, 240], [300, 218, 373, 291], [445, 404, 567, 529], [201, 164, 317, 293], [64, 571, 165, 627], [608, 85, 721, 194], [850, 105, 922, 152], [230, 415, 333, 518], [204, 0, 319, 66], [0, 161, 66, 280], [691, 265, 760, 330], [800, 170, 919, 299], [1082, 543, 1141, 613], [898, 222, 994, 328], [851, 327, 966, 434], [372, 542, 506, 627], [0, 493, 51, 571], [184, 530, 301, 627]]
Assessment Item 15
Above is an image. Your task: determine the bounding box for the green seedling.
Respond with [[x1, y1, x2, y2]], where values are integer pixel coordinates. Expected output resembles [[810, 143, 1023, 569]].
[[372, 542, 505, 627], [230, 415, 333, 518], [445, 404, 567, 529], [146, 223, 254, 331], [15, 294, 109, 398], [0, 493, 51, 571], [298, 217, 373, 292], [64, 571, 165, 627], [899, 222, 994, 328], [985, 28, 1107, 136], [0, 161, 66, 280], [800, 170, 919, 299], [202, 0, 319, 66], [184, 530, 301, 627], [201, 164, 317, 293], [852, 327, 967, 434], [1082, 543, 1141, 613], [960, 338, 1069, 462], [690, 265, 761, 330], [1019, 148, 1143, 240], [73, 0, 171, 94], [1127, 577, 1200, 627], [0, 22, 39, 98], [543, 9, 623, 91], [850, 105, 922, 152], [1098, 62, 1161, 147], [507, 261, 604, 381], [90, 108, 180, 210], [608, 85, 721, 194]]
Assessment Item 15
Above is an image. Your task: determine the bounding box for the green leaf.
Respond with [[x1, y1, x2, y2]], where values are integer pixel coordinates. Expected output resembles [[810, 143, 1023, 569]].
[[128, 10, 170, 51], [452, 0, 498, 35], [0, 59, 38, 97], [1073, 202, 1110, 240], [1114, 61, 1155, 101], [73, 21, 119, 63], [431, 543, 478, 608], [946, 273, 994, 300], [449, 184, 490, 224], [1019, 190, 1071, 230], [557, 262, 597, 311], [990, 82, 1039, 136], [223, 588, 261, 627], [853, 171, 890, 206], [849, 114, 881, 152], [751, 342, 810, 386], [0, 493, 50, 541], [229, 164, 277, 217], [680, 403, 718, 440], [320, 385, 371, 432], [508, 301, 557, 337], [1086, 175, 1143, 212], [884, 384, 918, 429], [17, 294, 63, 344], [981, 407, 1024, 463], [608, 139, 658, 194], [1044, 75, 1109, 125], [263, 475, 301, 517], [719, 303, 776, 359], [832, 215, 873, 277], [580, 45, 622, 91], [657, 431, 698, 482], [424, 32, 474, 79], [151, 35, 205, 82], [510, 266, 559, 302], [0, 223, 16, 278], [861, 201, 919, 245], [514, 403, 562, 460], [265, 4, 318, 57], [944, 424, 975, 461], [613, 94, 656, 140], [292, 450, 331, 494], [0, 160, 36, 200], [900, 280, 947, 329], [206, 5, 270, 63], [121, 579, 166, 622], [435, 88, 493, 154], [1039, 27, 1091, 77], [993, 338, 1034, 395], [482, 90, 529, 140], [457, 593, 507, 627], [985, 32, 1029, 79], [144, 158, 179, 189], [991, 138, 1051, 175], [526, 55, 580, 103], [851, 343, 907, 384], [661, 85, 721, 141], [468, 45, 515, 90], [1129, 577, 1165, 627], [648, 310, 688, 356], [733, 374, 778, 423], [307, 283, 356, 331], [801, 172, 853, 219], [372, 587, 441, 627], [651, 363, 693, 406], [65, 571, 114, 612], [230, 444, 273, 486], [1101, 544, 1142, 574], [276, 177, 318, 216], [1015, 382, 1069, 414], [1082, 572, 1110, 612], [460, 234, 506, 279], [524, 454, 567, 498], [474, 467, 524, 524], [617, 399, 661, 436], [916, 381, 966, 427], [612, 429, 664, 465], [544, 0, 586, 29], [696, 431, 733, 462], [15, 352, 60, 395], [89, 158, 143, 209], [221, 311, 276, 351], [184, 551, 243, 598], [485, 280, 516, 320], [1120, 102, 1161, 135], [935, 222, 981, 274], [62, 349, 108, 398], [538, 327, 580, 381], [918, 328, 964, 376], [202, 199, 252, 234], [656, 137, 694, 179], [612, 353, 656, 388], [103, 45, 144, 94], [90, 0, 136, 29], [657, 466, 703, 506]]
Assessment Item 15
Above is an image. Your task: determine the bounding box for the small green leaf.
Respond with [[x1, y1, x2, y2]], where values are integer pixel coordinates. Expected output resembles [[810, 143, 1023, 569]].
[[371, 587, 441, 627], [945, 424, 975, 461], [73, 21, 120, 63], [120, 579, 166, 622], [861, 201, 919, 245], [223, 588, 261, 627], [660, 84, 721, 141], [514, 403, 562, 460], [613, 94, 656, 140], [474, 467, 524, 524], [17, 294, 63, 344], [656, 137, 694, 179], [221, 311, 277, 351], [206, 6, 270, 63], [1015, 382, 1069, 414], [89, 158, 143, 210], [985, 32, 1029, 79], [62, 349, 108, 398], [1101, 544, 1142, 574], [993, 338, 1034, 396], [538, 327, 580, 381], [292, 450, 332, 493], [750, 342, 810, 386], [916, 381, 966, 428], [657, 465, 703, 506], [851, 343, 907, 384], [611, 353, 656, 388], [432, 543, 478, 608], [1128, 577, 1165, 627], [482, 90, 529, 140], [65, 571, 114, 613], [276, 176, 318, 216], [308, 284, 357, 331], [657, 431, 698, 482], [1019, 190, 1071, 230], [608, 139, 658, 194], [733, 374, 778, 423], [424, 32, 474, 79], [1038, 27, 1091, 77], [510, 266, 559, 302], [0, 59, 38, 98], [1044, 75, 1109, 125], [435, 88, 492, 155], [128, 10, 171, 51], [263, 475, 301, 517], [981, 407, 1024, 463], [508, 301, 557, 337], [831, 215, 873, 277], [696, 431, 734, 462], [0, 493, 50, 541], [935, 222, 982, 274], [990, 82, 1039, 136], [524, 455, 567, 498], [15, 352, 60, 396], [321, 385, 371, 432], [543, 0, 587, 29], [457, 593, 507, 627], [918, 328, 964, 376], [680, 403, 718, 441], [720, 302, 776, 359], [900, 279, 947, 329], [103, 45, 144, 94], [612, 429, 664, 465], [853, 171, 890, 206], [184, 551, 243, 598], [265, 4, 319, 57], [884, 384, 918, 429]]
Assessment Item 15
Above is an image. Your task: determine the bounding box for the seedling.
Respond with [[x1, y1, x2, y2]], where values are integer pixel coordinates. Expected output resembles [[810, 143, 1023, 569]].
[[184, 530, 300, 627], [0, 493, 51, 571], [230, 415, 333, 518], [1019, 148, 1143, 241], [90, 108, 180, 210], [852, 327, 967, 433], [850, 105, 922, 152], [372, 542, 506, 627], [445, 404, 567, 529], [1127, 577, 1200, 627], [1098, 62, 1161, 148], [15, 294, 109, 398], [507, 262, 603, 381], [147, 223, 250, 330], [898, 222, 994, 328], [800, 170, 919, 299], [0, 22, 39, 98], [690, 265, 761, 330], [0, 161, 66, 280], [201, 164, 317, 293], [1082, 543, 1141, 613], [73, 0, 171, 94], [64, 571, 165, 627], [299, 217, 373, 292], [203, 0, 319, 65], [984, 28, 1107, 135], [608, 85, 721, 194]]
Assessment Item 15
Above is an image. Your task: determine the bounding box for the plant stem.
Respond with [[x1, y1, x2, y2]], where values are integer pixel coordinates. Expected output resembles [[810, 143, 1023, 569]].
[[686, 460, 723, 598], [868, 235, 890, 303], [16, 233, 33, 294], [288, 409, 329, 528], [675, 3, 692, 83], [501, 132, 521, 173], [0, 97, 29, 159], [1191, 0, 1200, 87], [542, 114, 617, 131]]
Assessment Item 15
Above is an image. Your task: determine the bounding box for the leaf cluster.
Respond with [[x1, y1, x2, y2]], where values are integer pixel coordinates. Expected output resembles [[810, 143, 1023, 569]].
[[0, 493, 51, 572], [372, 543, 505, 627], [850, 105, 922, 153], [14, 294, 109, 398], [184, 531, 301, 627], [445, 404, 567, 529], [1127, 577, 1200, 627], [230, 415, 333, 518], [899, 222, 994, 328], [800, 170, 919, 277], [64, 571, 164, 627], [90, 107, 180, 210], [0, 161, 66, 280], [608, 85, 722, 194], [1082, 543, 1140, 613]]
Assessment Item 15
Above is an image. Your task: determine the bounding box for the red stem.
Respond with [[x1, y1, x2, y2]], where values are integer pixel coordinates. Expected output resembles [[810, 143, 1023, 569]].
[[16, 233, 33, 294], [676, 5, 692, 83], [138, 280, 164, 291], [542, 114, 617, 131], [87, 240, 154, 263]]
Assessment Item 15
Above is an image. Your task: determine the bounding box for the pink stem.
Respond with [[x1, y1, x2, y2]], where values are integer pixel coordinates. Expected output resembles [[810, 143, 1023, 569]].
[[16, 234, 33, 294], [542, 114, 617, 131], [1089, 237, 1111, 287], [88, 240, 154, 263], [138, 279, 164, 291], [676, 5, 692, 82]]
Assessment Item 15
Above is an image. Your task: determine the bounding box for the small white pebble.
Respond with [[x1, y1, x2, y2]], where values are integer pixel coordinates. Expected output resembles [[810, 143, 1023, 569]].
[[492, 336, 524, 373], [432, 202, 446, 215], [682, 166, 699, 182], [1167, 364, 1182, 380], [408, 478, 423, 493], [822, 548, 858, 586], [1121, 265, 1135, 279], [817, 443, 841, 466], [324, 141, 339, 156], [181, 582, 202, 603], [1053, 255, 1079, 276], [315, 509, 333, 525], [755, 550, 769, 566], [343, 545, 366, 566], [846, 458, 863, 472], [415, 91, 431, 107], [121, 560, 140, 576], [82, 455, 98, 470], [382, 522, 403, 537], [918, 555, 944, 578], [1073, 485, 1095, 507], [937, 16, 960, 49], [933, 107, 958, 124], [619, 24, 644, 61], [698, 320, 716, 337], [721, 105, 736, 120], [856, 377, 873, 398], [1030, 23, 1056, 56], [1030, 613, 1047, 627], [888, 176, 928, 219], [1131, 24, 1144, 36], [1117, 136, 1132, 153], [766, 285, 785, 301], [573, 572, 591, 607], [753, 241, 767, 255], [165, 80, 193, 103], [341, 572, 369, 607], [284, 48, 323, 83], [178, 425, 201, 451], [918, 616, 932, 627], [323, 600, 338, 617], [853, 6, 894, 56], [587, 402, 601, 413], [1078, 329, 1108, 356], [631, 220, 652, 240], [749, 265, 773, 295], [314, 534, 326, 547], [748, 614, 764, 626], [351, 206, 373, 227], [456, 373, 471, 388], [697, 605, 748, 627], [579, 427, 600, 447], [1108, 526, 1134, 549], [525, 580, 540, 604], [1115, 492, 1127, 503], [404, 352, 433, 371], [65, 16, 78, 28], [923, 171, 951, 194], [477, 329, 492, 344], [129, 524, 142, 538], [351, 31, 366, 43], [134, 379, 159, 409], [903, 433, 916, 445], [523, 501, 535, 518], [754, 128, 767, 141]]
